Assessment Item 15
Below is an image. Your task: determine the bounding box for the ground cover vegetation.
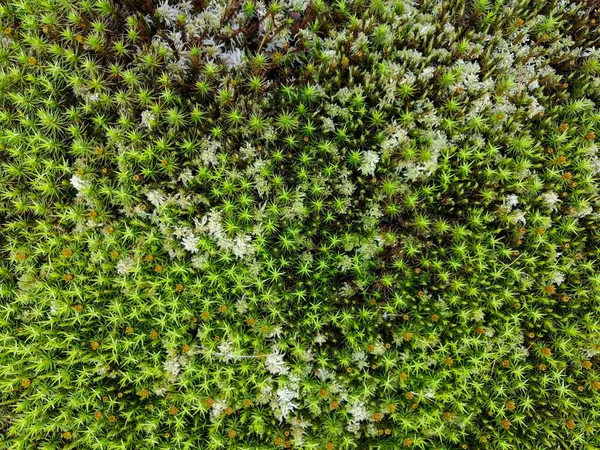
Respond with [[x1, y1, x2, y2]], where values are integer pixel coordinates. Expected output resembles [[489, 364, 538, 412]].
[[1, 0, 600, 448]]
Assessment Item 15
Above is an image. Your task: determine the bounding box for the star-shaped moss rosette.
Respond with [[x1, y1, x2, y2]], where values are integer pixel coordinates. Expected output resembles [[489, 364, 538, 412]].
[[1, 0, 600, 449]]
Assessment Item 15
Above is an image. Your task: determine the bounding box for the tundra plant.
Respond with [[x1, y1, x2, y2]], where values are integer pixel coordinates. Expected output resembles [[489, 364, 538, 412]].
[[1, 0, 600, 449]]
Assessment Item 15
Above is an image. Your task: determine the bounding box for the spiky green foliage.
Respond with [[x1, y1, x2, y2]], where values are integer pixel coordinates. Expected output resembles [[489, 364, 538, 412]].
[[1, 0, 600, 449]]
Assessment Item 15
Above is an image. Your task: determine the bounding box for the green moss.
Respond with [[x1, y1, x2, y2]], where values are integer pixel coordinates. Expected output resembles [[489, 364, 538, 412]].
[[1, 0, 600, 449]]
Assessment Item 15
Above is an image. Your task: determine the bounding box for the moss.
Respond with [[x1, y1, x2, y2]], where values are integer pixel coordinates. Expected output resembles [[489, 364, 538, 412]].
[[1, 0, 600, 449]]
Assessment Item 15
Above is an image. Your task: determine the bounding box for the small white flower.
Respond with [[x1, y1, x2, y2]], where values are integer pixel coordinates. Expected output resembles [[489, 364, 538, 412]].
[[217, 340, 237, 362], [368, 342, 386, 355], [239, 142, 258, 160], [89, 251, 105, 264], [191, 252, 209, 270], [504, 194, 519, 209], [423, 388, 436, 400], [178, 168, 194, 185], [589, 153, 600, 175], [153, 385, 167, 397], [335, 87, 352, 104], [0, 36, 13, 47], [163, 355, 181, 378], [155, 0, 183, 27], [336, 177, 356, 196], [141, 110, 156, 129], [346, 400, 369, 434], [314, 333, 328, 345], [200, 139, 221, 166], [70, 174, 90, 192], [274, 386, 299, 421], [265, 351, 289, 375], [338, 255, 353, 272], [550, 271, 565, 286], [290, 415, 310, 446], [541, 191, 561, 211], [351, 350, 368, 369], [116, 257, 134, 275], [527, 97, 545, 118], [528, 79, 540, 91], [202, 37, 225, 55], [267, 325, 284, 339], [210, 399, 228, 422], [235, 298, 249, 314], [181, 233, 199, 253], [360, 150, 380, 176], [145, 189, 168, 209], [418, 66, 436, 82], [219, 48, 244, 69], [232, 234, 255, 259], [443, 22, 456, 33], [510, 210, 526, 225], [315, 368, 333, 381]]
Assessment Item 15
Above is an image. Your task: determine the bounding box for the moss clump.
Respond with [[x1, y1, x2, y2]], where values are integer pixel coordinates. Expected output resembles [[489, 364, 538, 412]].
[[1, 0, 600, 449]]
